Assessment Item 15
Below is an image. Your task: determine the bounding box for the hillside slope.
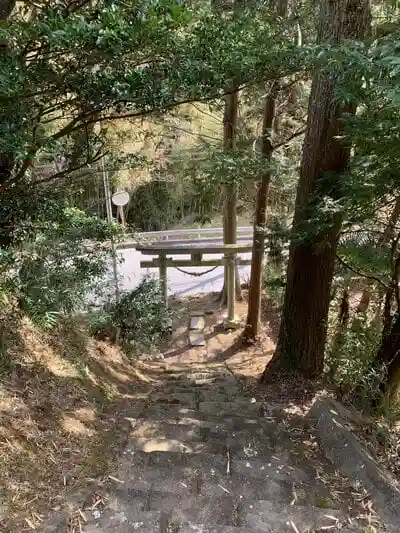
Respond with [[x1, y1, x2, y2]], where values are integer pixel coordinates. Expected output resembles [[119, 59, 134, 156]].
[[0, 304, 152, 531]]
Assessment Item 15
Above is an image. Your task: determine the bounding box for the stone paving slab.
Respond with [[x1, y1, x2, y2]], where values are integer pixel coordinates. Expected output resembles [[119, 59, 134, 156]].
[[189, 331, 207, 346], [198, 400, 270, 418], [105, 475, 332, 515], [83, 510, 163, 532], [178, 525, 364, 533], [190, 315, 206, 330], [190, 309, 206, 317], [162, 369, 235, 385], [242, 499, 345, 532], [147, 391, 197, 408], [103, 487, 239, 525], [229, 458, 314, 485], [116, 449, 316, 496], [83, 499, 357, 533], [136, 404, 283, 431], [117, 450, 227, 491], [126, 417, 298, 457]]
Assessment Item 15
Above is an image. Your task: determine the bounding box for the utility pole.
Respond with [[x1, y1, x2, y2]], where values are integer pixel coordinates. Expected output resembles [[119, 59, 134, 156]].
[[101, 151, 120, 302]]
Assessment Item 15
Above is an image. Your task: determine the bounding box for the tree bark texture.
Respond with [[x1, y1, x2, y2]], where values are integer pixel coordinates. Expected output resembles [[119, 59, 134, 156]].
[[261, 0, 371, 381], [223, 89, 238, 252], [0, 0, 15, 186], [375, 313, 400, 405], [245, 85, 277, 339], [356, 196, 400, 316], [220, 86, 242, 302], [215, 0, 242, 303], [0, 0, 14, 19], [245, 0, 287, 340]]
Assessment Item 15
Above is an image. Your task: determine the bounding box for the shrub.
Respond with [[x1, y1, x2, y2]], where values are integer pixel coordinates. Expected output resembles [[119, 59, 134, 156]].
[[0, 206, 121, 328], [326, 321, 384, 410], [94, 277, 174, 352]]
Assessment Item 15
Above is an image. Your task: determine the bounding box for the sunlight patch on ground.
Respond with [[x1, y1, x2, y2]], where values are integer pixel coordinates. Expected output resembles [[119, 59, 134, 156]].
[[62, 415, 95, 436], [74, 406, 97, 422]]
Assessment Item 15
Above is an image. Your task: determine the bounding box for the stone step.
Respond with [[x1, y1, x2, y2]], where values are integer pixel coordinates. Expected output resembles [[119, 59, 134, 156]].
[[154, 369, 235, 385], [189, 315, 206, 330], [83, 510, 162, 532], [83, 511, 257, 533], [148, 391, 250, 408], [105, 472, 340, 518], [147, 391, 198, 409], [241, 499, 360, 532], [116, 451, 321, 497], [140, 402, 291, 422], [126, 417, 298, 456], [102, 488, 241, 526], [83, 503, 364, 533], [139, 399, 291, 423], [198, 399, 273, 418]]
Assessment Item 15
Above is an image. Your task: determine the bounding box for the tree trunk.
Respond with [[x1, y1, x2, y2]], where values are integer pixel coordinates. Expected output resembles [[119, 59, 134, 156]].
[[218, 0, 242, 304], [0, 0, 15, 186], [0, 0, 16, 248], [375, 313, 400, 405], [244, 85, 277, 340], [355, 196, 400, 316], [0, 0, 15, 19], [220, 86, 242, 303], [261, 0, 371, 382], [244, 0, 287, 340]]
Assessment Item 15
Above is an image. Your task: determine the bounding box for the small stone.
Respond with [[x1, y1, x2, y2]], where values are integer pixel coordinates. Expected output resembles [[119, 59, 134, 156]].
[[190, 309, 205, 316], [189, 316, 205, 330], [189, 332, 206, 346]]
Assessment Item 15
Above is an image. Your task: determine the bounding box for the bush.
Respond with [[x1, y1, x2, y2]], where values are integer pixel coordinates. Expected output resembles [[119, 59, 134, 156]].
[[93, 277, 174, 352], [0, 205, 121, 328], [127, 179, 188, 231], [325, 321, 384, 409]]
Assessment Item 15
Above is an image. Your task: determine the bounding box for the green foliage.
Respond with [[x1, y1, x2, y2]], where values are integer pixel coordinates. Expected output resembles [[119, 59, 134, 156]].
[[0, 0, 306, 191], [0, 204, 120, 328], [263, 215, 289, 306], [326, 322, 384, 410], [93, 277, 174, 351], [126, 178, 191, 231]]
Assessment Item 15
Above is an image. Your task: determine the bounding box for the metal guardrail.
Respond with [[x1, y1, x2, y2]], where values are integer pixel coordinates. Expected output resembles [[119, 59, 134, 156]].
[[116, 226, 254, 250], [125, 226, 253, 241]]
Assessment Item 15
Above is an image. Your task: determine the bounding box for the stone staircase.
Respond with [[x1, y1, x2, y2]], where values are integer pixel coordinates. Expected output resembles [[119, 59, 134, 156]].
[[82, 369, 378, 533]]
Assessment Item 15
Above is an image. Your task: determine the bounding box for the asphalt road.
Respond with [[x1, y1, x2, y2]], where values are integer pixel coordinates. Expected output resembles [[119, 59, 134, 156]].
[[116, 246, 252, 297]]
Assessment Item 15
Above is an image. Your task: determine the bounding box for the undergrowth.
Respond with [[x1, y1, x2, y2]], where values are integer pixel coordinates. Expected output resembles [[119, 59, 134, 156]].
[[89, 276, 175, 353], [326, 321, 383, 410], [326, 311, 400, 484], [0, 304, 151, 531]]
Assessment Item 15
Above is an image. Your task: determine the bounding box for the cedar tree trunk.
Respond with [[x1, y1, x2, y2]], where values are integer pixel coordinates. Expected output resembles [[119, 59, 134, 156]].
[[244, 85, 277, 339], [261, 0, 371, 381], [220, 85, 242, 303]]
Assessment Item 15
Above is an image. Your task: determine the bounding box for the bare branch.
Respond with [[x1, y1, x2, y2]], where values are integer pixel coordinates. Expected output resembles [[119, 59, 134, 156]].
[[273, 127, 306, 150]]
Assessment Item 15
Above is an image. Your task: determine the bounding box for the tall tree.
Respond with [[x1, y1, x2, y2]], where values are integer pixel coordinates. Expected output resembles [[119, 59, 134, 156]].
[[0, 1, 301, 248], [220, 0, 242, 305], [261, 0, 371, 381], [355, 196, 400, 316], [0, 0, 15, 189], [244, 0, 287, 340], [221, 83, 242, 303], [0, 0, 14, 20]]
